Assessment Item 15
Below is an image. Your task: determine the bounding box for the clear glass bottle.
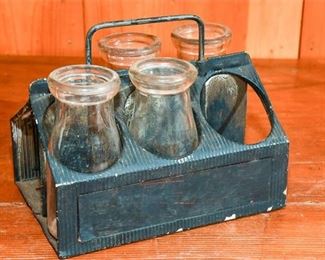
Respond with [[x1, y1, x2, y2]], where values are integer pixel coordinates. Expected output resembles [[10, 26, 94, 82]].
[[171, 23, 232, 61], [172, 22, 246, 143], [47, 64, 121, 173], [46, 64, 121, 238], [128, 57, 198, 158], [98, 32, 161, 70]]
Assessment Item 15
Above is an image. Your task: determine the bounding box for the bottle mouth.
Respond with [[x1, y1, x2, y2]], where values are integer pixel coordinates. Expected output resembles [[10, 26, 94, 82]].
[[98, 32, 161, 57], [171, 23, 232, 45], [129, 57, 198, 95], [48, 64, 120, 105]]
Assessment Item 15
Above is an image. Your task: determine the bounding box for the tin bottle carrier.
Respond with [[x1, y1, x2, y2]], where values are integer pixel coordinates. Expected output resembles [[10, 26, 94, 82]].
[[10, 15, 289, 258]]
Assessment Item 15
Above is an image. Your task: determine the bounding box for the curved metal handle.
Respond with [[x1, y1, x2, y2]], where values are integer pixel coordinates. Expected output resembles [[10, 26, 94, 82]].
[[85, 14, 205, 64]]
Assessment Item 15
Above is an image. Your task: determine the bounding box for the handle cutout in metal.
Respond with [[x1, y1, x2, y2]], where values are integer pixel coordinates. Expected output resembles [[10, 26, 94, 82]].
[[85, 14, 205, 64]]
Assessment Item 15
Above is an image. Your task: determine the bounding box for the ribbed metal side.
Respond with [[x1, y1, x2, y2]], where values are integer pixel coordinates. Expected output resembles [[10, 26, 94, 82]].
[[11, 102, 41, 181]]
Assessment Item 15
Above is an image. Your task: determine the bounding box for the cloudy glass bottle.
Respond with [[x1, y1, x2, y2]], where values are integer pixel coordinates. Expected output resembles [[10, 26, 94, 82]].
[[128, 57, 199, 158], [172, 22, 246, 143], [46, 64, 121, 238]]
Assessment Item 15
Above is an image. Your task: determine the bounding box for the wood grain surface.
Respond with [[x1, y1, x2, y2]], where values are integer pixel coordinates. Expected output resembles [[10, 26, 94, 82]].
[[0, 56, 324, 258], [300, 0, 325, 58], [245, 0, 303, 58], [0, 0, 84, 56], [0, 0, 325, 58]]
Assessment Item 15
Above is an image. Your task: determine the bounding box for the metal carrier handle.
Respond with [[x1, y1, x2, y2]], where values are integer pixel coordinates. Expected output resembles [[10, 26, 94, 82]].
[[85, 14, 205, 64]]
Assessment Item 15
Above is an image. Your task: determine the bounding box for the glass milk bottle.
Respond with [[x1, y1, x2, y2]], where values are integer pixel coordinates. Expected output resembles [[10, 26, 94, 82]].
[[171, 23, 232, 60], [46, 64, 121, 238], [172, 23, 246, 143], [128, 57, 199, 158]]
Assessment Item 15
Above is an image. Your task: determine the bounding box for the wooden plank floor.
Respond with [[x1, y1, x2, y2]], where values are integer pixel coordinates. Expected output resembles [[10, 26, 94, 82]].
[[0, 56, 324, 258]]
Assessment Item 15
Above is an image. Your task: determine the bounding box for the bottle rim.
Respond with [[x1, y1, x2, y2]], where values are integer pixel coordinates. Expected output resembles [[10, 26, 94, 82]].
[[48, 64, 120, 104], [171, 23, 232, 45], [98, 32, 161, 57], [129, 57, 198, 95]]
